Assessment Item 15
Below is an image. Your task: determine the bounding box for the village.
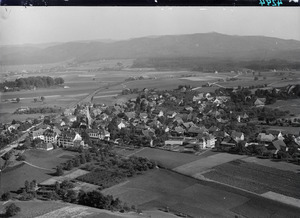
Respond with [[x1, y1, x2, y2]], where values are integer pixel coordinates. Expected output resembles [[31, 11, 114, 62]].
[[1, 83, 300, 163]]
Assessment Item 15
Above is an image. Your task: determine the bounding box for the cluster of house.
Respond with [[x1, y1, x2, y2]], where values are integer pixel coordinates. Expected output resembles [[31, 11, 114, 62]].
[[29, 123, 111, 151], [2, 86, 299, 156]]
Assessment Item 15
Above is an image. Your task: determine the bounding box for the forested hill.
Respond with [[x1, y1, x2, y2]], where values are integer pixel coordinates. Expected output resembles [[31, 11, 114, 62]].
[[1, 32, 300, 65]]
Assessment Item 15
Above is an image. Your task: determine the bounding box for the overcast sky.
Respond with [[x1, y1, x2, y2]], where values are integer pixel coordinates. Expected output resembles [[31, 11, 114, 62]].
[[0, 7, 299, 45]]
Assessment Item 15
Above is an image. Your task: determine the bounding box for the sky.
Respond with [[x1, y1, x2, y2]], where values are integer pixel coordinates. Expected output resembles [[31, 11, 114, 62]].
[[0, 7, 299, 46]]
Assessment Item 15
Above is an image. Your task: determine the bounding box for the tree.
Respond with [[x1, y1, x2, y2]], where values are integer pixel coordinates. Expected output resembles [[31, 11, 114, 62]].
[[80, 154, 86, 164], [5, 203, 21, 217], [73, 157, 80, 167], [64, 189, 77, 203], [33, 98, 38, 103], [16, 97, 20, 103], [41, 96, 45, 102], [254, 76, 258, 81], [56, 166, 64, 176], [24, 180, 30, 193], [55, 181, 60, 192], [29, 180, 36, 191], [65, 160, 74, 170], [1, 192, 11, 201]]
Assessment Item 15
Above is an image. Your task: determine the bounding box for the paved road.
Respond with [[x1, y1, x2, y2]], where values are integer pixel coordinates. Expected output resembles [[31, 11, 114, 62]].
[[0, 122, 42, 157]]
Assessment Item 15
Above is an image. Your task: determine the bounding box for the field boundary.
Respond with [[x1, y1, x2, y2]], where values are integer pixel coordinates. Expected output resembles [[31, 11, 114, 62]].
[[22, 161, 54, 171]]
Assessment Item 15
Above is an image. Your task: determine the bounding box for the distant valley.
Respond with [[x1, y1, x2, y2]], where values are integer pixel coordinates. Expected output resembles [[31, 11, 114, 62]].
[[1, 32, 300, 70]]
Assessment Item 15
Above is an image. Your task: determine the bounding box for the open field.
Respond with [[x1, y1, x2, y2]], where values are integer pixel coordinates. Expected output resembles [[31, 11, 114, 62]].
[[265, 99, 300, 116], [0, 200, 159, 218], [102, 168, 246, 217], [203, 159, 300, 199], [102, 168, 300, 218], [242, 156, 300, 173], [0, 200, 67, 218], [1, 148, 76, 192], [1, 163, 53, 192], [115, 147, 206, 169], [173, 153, 247, 176], [23, 148, 77, 170]]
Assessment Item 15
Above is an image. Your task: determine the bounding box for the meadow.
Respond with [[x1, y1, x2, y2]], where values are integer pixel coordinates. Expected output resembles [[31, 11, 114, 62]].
[[23, 148, 77, 169], [115, 147, 204, 169], [265, 99, 300, 116], [1, 148, 76, 192], [0, 201, 148, 218]]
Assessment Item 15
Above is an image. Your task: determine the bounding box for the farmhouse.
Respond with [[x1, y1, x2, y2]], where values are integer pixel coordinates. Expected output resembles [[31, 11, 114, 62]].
[[16, 106, 30, 113]]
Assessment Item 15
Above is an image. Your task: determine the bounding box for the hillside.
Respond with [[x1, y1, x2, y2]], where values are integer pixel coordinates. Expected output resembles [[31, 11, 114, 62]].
[[1, 32, 300, 65]]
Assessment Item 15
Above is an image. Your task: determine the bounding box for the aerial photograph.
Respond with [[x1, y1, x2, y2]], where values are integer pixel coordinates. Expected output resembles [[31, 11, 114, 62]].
[[0, 6, 300, 218]]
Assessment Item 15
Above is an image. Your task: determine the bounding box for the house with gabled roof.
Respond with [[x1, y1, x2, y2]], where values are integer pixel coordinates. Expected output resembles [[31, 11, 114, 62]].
[[139, 113, 148, 120], [174, 116, 184, 125], [257, 133, 275, 142], [32, 128, 46, 140], [193, 93, 204, 103], [231, 131, 244, 143], [117, 119, 127, 129], [254, 98, 266, 107], [277, 132, 285, 140], [152, 109, 164, 117], [182, 122, 196, 130], [173, 126, 185, 135], [125, 111, 136, 120], [268, 140, 287, 154], [167, 111, 177, 119], [187, 126, 207, 137]]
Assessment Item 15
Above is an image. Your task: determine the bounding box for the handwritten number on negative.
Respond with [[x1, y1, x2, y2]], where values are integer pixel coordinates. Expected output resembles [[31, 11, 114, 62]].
[[259, 0, 265, 6], [277, 0, 283, 6]]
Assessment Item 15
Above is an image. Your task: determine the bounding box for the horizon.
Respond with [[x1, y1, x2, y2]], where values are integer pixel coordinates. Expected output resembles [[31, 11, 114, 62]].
[[1, 32, 300, 48], [0, 7, 299, 46]]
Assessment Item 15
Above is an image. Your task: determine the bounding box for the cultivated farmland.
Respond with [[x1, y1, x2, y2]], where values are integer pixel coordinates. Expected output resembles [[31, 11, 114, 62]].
[[203, 159, 300, 199]]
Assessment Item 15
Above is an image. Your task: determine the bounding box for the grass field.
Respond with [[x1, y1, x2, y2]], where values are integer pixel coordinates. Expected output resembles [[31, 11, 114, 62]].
[[1, 163, 53, 192], [1, 148, 76, 192], [173, 153, 247, 176], [203, 159, 300, 199], [23, 148, 77, 170], [265, 99, 300, 116], [116, 147, 204, 169], [0, 200, 152, 218]]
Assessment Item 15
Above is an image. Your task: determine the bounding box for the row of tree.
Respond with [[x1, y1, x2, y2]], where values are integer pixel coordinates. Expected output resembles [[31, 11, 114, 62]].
[[14, 106, 62, 114], [0, 76, 64, 92]]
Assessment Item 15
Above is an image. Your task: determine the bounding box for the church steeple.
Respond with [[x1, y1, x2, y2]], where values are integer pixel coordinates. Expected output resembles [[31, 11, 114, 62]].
[[86, 105, 92, 128]]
